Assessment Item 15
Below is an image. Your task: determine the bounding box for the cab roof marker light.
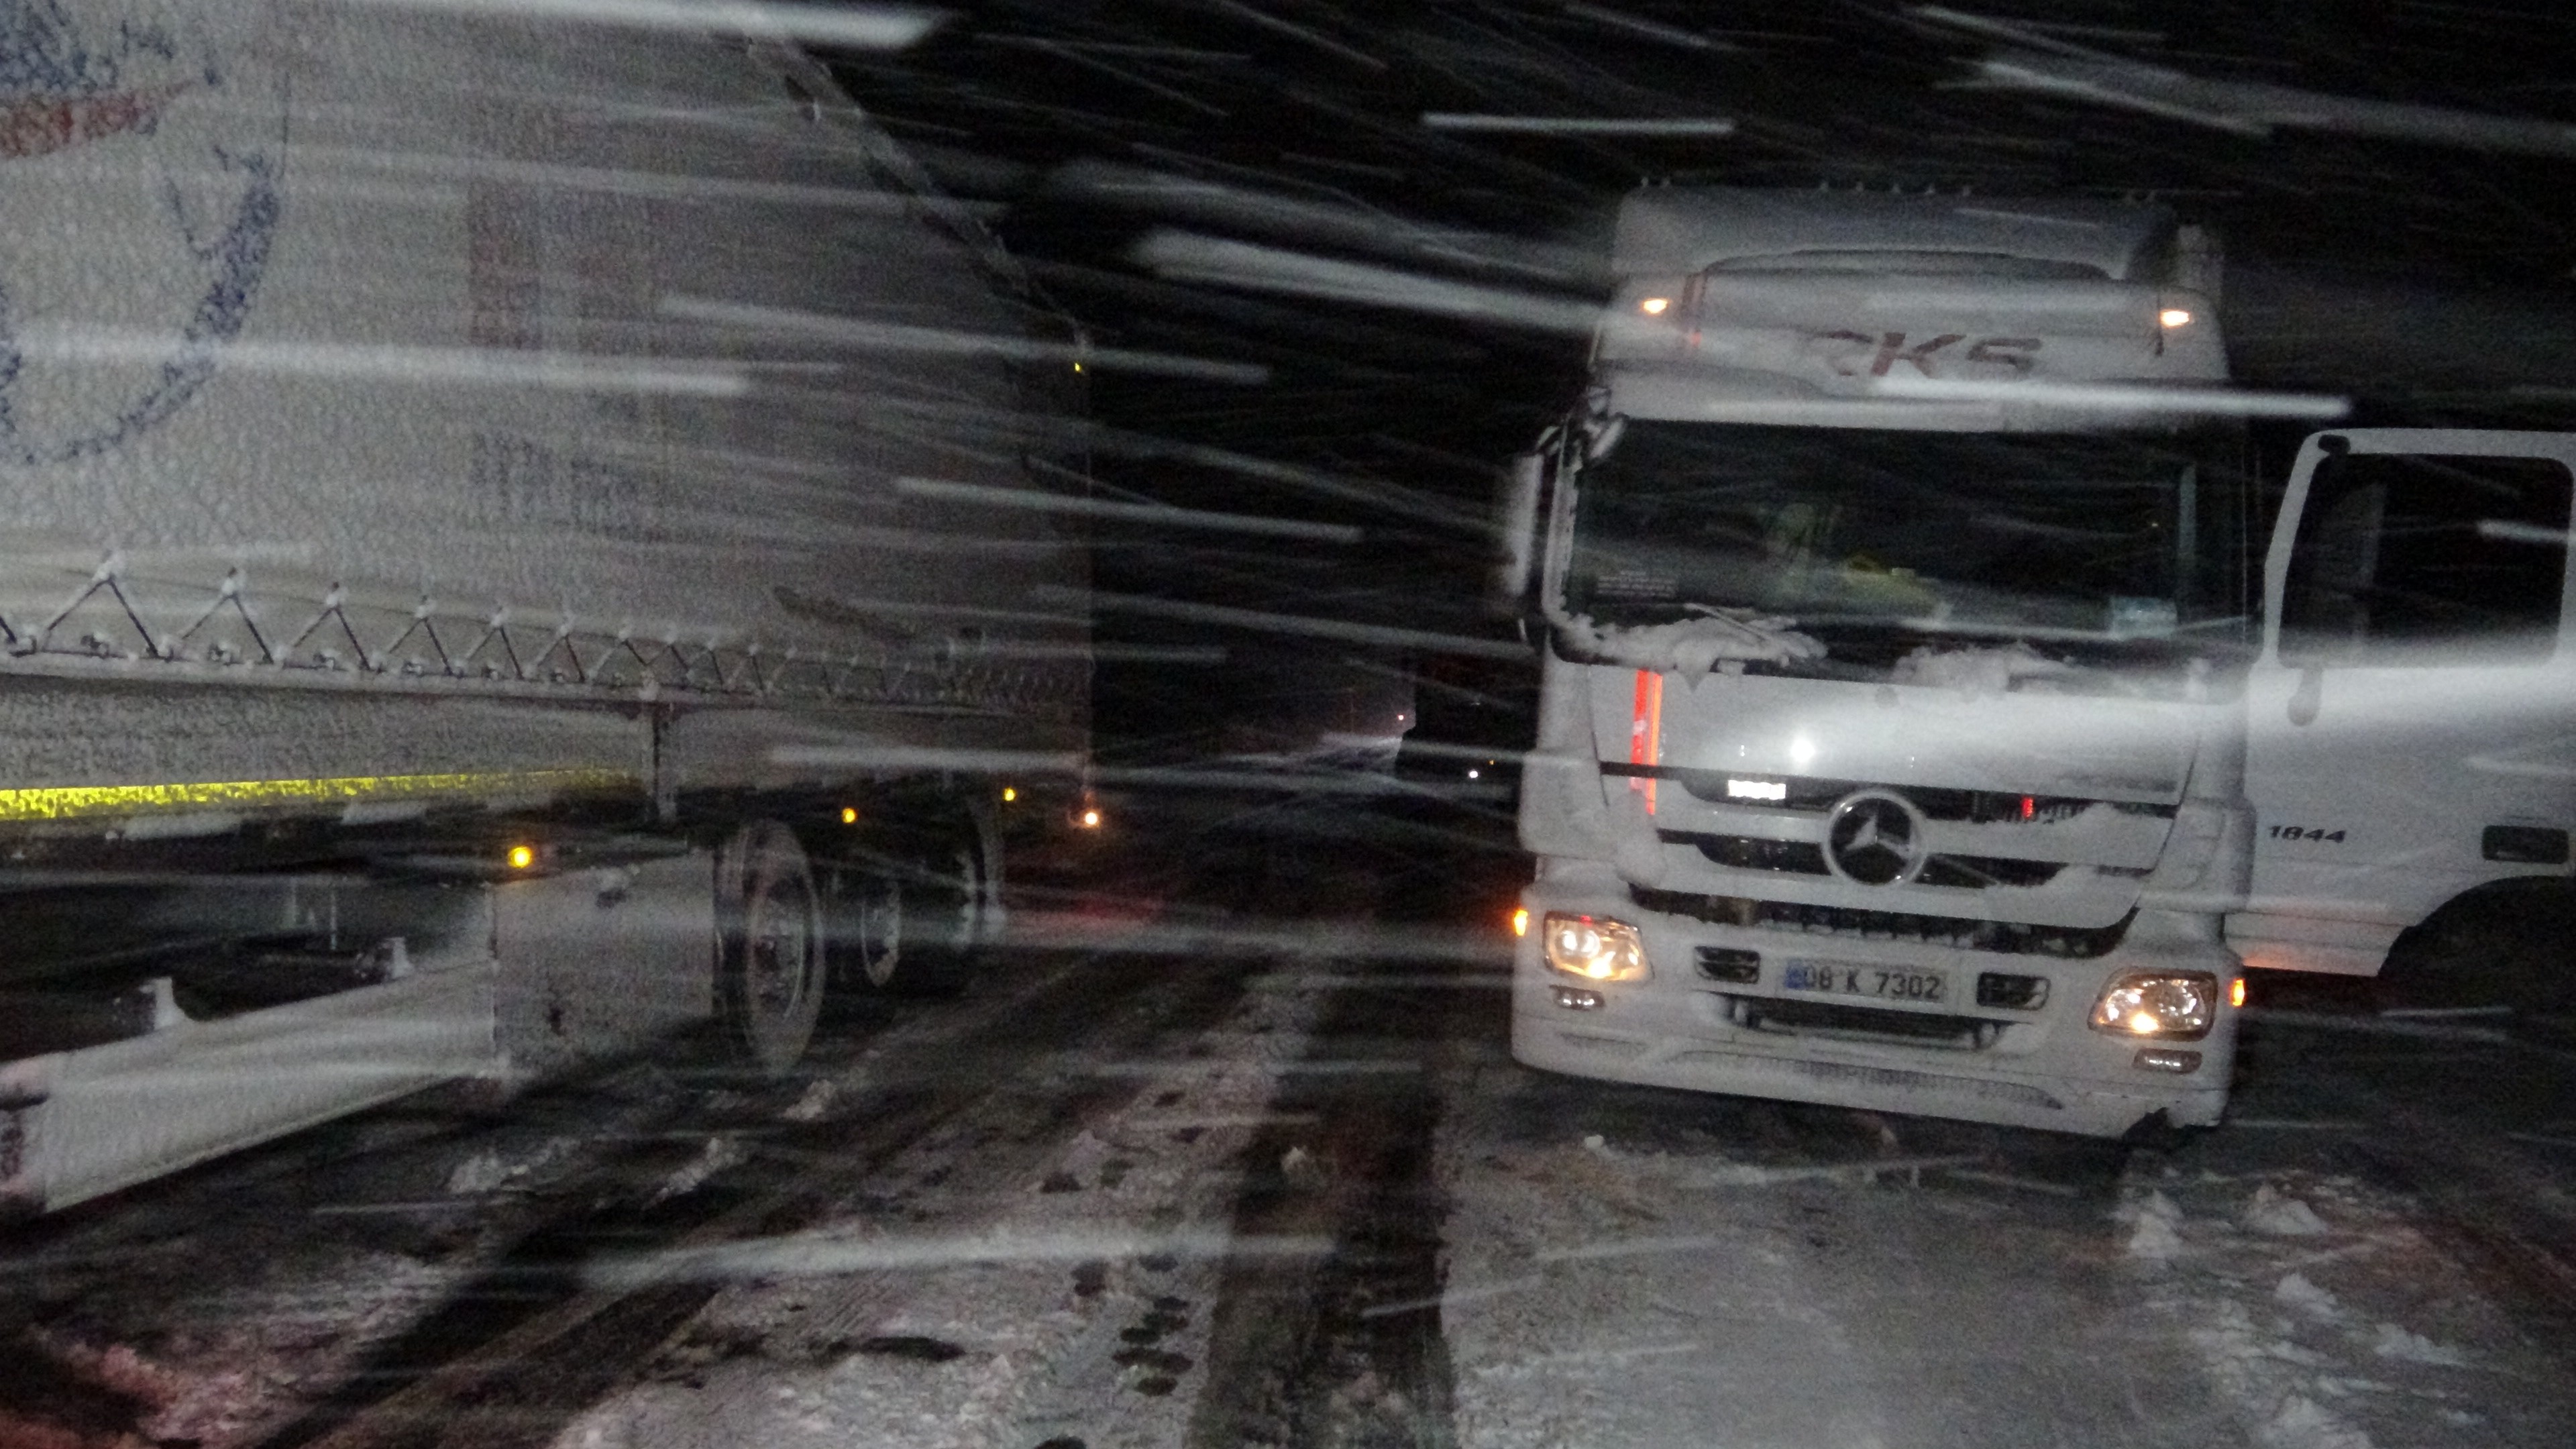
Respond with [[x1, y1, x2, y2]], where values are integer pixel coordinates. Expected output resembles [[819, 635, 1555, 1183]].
[[2158, 307, 2194, 329], [1639, 296, 1672, 315]]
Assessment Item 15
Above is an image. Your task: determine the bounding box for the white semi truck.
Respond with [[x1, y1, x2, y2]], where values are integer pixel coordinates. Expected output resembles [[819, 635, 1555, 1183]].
[[1497, 187, 2257, 1138], [2234, 429, 2575, 1010], [0, 0, 1090, 1215]]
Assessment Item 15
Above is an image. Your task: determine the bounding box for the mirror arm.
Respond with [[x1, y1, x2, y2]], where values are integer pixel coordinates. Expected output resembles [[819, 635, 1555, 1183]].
[[2287, 663, 2325, 726]]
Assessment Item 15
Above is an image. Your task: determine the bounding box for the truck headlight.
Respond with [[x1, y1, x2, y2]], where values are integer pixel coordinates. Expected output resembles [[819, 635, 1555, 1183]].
[[1542, 912, 1648, 983], [2090, 971, 2219, 1041]]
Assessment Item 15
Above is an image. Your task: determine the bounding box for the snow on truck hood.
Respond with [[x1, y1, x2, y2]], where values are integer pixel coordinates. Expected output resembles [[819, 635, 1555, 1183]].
[[1583, 653, 2200, 805], [1552, 608, 1825, 680]]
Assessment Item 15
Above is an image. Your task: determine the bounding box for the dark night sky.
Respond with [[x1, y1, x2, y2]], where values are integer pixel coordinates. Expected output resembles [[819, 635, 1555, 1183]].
[[825, 1, 2576, 758]]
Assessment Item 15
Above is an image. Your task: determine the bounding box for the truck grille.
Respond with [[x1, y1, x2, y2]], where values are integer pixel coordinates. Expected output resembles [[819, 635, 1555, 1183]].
[[1633, 885, 2131, 958], [1659, 830, 2064, 888]]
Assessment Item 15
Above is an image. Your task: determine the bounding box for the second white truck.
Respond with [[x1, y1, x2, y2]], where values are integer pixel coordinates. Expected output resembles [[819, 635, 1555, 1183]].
[[2233, 429, 2575, 1012]]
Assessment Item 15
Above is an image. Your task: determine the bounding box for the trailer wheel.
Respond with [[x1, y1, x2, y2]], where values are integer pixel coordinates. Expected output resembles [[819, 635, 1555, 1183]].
[[716, 820, 825, 1075], [837, 822, 986, 999]]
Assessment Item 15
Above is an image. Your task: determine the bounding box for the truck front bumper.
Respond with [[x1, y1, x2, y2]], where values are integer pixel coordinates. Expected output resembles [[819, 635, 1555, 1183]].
[[1511, 874, 2237, 1139]]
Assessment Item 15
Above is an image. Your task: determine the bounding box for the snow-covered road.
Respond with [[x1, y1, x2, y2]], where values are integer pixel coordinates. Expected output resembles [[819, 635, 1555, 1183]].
[[5, 831, 2572, 1449]]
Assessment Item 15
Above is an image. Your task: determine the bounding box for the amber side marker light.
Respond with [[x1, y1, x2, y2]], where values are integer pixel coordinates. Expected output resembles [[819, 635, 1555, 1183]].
[[840, 806, 859, 825], [2231, 976, 2248, 1010], [1002, 786, 1018, 803], [1511, 906, 1530, 938], [506, 844, 536, 871]]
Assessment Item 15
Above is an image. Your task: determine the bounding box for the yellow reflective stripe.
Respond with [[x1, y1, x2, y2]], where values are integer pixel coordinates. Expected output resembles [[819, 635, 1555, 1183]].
[[0, 769, 641, 822]]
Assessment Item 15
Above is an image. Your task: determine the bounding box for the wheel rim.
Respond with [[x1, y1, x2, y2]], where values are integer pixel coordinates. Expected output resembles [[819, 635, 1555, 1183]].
[[858, 875, 905, 989], [746, 865, 814, 1024], [723, 822, 822, 1075], [946, 840, 985, 949]]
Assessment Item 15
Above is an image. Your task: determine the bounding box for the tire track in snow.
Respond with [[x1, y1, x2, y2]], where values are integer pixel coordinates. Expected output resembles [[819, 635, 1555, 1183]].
[[248, 939, 1248, 1449]]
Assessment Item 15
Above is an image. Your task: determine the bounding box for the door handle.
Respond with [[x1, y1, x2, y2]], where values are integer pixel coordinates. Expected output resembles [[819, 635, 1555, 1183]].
[[2287, 664, 2324, 727]]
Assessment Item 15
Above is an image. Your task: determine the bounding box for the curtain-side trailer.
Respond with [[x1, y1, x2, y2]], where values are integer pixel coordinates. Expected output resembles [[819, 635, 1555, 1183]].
[[0, 0, 1090, 1215]]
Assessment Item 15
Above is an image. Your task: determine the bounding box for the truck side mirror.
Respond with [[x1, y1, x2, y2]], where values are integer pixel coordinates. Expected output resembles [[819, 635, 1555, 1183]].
[[1490, 448, 1548, 614], [2274, 441, 2374, 680]]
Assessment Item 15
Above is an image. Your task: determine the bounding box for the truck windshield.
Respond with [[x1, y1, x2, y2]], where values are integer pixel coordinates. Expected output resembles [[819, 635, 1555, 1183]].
[[1564, 421, 2247, 642]]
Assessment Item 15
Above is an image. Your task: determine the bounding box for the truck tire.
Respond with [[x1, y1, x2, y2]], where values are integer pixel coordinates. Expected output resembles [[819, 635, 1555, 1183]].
[[716, 820, 826, 1075], [833, 819, 987, 999], [2381, 885, 2576, 1022]]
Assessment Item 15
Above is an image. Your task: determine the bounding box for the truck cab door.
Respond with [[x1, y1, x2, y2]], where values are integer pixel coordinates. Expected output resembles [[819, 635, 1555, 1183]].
[[2236, 430, 2576, 973]]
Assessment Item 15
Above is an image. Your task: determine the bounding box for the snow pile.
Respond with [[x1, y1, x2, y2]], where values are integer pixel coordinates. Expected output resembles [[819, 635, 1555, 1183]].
[[1557, 606, 1825, 681], [2272, 1272, 2343, 1321], [445, 1134, 578, 1194], [2245, 1183, 2332, 1236], [2369, 1323, 2467, 1367], [650, 1135, 748, 1205], [1890, 640, 2074, 696], [1280, 1142, 1327, 1187], [2261, 1392, 2377, 1449], [2119, 1188, 2188, 1260], [445, 1150, 517, 1195], [782, 1080, 838, 1122]]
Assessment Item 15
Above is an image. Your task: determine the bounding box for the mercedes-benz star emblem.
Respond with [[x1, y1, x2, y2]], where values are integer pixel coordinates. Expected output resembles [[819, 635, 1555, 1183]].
[[1823, 790, 1929, 885]]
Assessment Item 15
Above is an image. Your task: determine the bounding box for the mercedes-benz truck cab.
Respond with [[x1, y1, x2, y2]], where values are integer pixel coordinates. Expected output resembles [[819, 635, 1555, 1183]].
[[1499, 188, 2257, 1138]]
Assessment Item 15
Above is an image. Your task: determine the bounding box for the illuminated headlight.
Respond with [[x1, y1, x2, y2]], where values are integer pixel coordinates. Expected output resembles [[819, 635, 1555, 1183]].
[[1725, 777, 1787, 802], [2090, 971, 2219, 1040], [1542, 912, 1649, 983]]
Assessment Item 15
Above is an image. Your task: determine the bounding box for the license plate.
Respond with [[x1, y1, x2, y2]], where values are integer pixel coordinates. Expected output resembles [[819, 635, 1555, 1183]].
[[1781, 960, 1949, 1005]]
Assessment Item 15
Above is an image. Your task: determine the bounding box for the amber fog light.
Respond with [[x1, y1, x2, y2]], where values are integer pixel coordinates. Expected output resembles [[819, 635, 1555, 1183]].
[[1543, 913, 1649, 983], [2090, 971, 2218, 1041]]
